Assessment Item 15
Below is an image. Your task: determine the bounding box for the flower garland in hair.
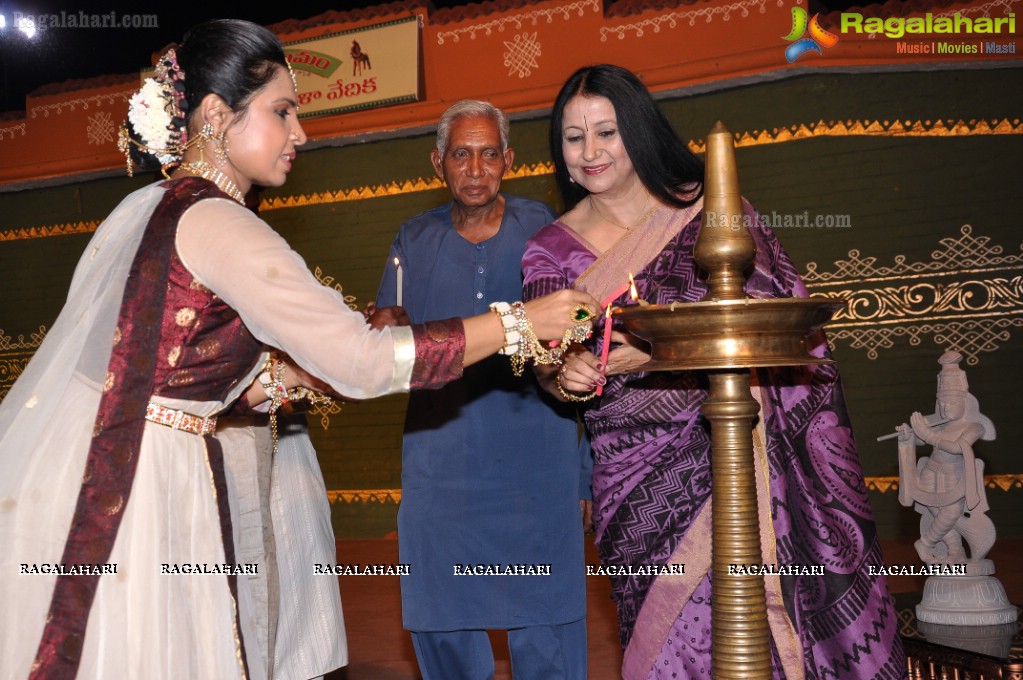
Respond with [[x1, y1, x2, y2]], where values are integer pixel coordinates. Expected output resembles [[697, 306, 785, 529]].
[[117, 48, 190, 175], [125, 80, 175, 164]]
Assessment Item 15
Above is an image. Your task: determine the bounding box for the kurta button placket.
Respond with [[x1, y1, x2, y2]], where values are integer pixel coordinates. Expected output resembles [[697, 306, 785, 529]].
[[474, 243, 488, 312]]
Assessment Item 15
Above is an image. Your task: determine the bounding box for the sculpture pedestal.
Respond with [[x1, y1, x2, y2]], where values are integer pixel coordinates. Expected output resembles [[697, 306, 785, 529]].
[[917, 562, 1018, 625], [900, 591, 1022, 679], [917, 619, 1018, 658]]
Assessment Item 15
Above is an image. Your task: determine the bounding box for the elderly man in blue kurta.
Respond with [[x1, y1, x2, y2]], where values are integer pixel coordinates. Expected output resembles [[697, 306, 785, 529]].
[[376, 100, 591, 680]]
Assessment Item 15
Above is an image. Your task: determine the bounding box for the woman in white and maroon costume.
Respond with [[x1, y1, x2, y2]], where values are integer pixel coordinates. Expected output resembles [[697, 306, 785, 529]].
[[0, 19, 594, 680]]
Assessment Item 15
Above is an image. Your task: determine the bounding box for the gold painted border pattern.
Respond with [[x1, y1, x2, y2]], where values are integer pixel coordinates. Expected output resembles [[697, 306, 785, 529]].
[[805, 224, 1023, 283], [866, 474, 1023, 494], [600, 0, 772, 41], [807, 225, 1023, 364], [327, 489, 402, 504], [687, 117, 1023, 154], [260, 176, 446, 213], [825, 317, 1023, 364], [435, 0, 599, 45], [0, 326, 46, 401], [321, 476, 1023, 504], [0, 220, 101, 242], [306, 266, 359, 429]]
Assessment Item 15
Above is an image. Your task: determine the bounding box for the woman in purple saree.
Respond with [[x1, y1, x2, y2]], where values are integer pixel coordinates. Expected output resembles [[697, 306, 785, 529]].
[[522, 65, 904, 679]]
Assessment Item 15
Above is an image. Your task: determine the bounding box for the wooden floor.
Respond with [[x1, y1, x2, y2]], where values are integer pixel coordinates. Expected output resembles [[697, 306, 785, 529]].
[[326, 538, 1023, 679], [326, 539, 621, 680]]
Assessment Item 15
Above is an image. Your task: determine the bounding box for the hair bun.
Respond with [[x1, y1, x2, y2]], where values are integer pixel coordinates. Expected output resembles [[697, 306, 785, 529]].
[[117, 46, 190, 176]]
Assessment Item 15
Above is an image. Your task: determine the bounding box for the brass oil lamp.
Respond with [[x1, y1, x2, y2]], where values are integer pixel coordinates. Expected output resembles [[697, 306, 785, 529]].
[[615, 122, 845, 679]]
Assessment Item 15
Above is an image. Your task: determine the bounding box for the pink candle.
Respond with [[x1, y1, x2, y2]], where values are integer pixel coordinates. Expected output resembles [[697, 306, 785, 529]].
[[596, 303, 615, 396], [594, 280, 632, 396]]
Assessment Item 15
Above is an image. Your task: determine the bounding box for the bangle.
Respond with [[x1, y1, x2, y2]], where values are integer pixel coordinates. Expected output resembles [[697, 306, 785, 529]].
[[264, 356, 336, 453], [509, 302, 556, 377], [257, 369, 274, 401], [286, 385, 334, 408], [267, 357, 289, 413], [491, 301, 594, 378], [555, 371, 597, 402], [265, 355, 289, 454], [489, 301, 520, 356]]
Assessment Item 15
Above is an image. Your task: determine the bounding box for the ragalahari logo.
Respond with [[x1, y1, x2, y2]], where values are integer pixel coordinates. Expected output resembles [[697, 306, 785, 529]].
[[783, 7, 840, 62]]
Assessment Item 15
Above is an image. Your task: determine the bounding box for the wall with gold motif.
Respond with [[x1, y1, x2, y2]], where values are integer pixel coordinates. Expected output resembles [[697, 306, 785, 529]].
[[1, 0, 1021, 538]]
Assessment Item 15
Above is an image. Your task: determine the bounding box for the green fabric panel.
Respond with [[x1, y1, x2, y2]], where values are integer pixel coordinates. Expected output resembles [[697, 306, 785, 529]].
[[1, 68, 1020, 540]]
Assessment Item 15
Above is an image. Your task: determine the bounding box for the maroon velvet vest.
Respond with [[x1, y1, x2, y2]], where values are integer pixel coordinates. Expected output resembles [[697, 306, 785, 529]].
[[31, 177, 261, 678]]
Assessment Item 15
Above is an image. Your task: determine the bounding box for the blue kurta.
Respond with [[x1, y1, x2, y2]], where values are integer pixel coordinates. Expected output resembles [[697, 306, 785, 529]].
[[377, 194, 591, 631]]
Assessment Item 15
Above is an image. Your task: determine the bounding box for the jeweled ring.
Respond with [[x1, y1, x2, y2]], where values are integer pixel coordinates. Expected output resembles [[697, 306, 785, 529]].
[[572, 304, 596, 323]]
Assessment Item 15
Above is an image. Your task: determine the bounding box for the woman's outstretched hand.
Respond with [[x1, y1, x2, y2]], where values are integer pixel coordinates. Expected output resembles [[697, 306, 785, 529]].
[[285, 357, 338, 397], [605, 330, 651, 375], [557, 347, 604, 394], [521, 289, 598, 341]]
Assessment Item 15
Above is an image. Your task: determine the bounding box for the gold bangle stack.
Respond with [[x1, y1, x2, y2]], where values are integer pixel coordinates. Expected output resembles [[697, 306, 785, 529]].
[[261, 353, 334, 453], [555, 371, 598, 402], [493, 301, 595, 377]]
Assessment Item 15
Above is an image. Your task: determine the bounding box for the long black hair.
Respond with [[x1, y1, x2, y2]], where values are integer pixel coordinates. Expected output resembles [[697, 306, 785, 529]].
[[549, 64, 704, 211], [125, 19, 287, 172]]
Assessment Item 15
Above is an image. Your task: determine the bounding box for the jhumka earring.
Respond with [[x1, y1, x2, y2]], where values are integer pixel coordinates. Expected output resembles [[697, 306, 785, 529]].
[[197, 122, 214, 155], [214, 131, 229, 165]]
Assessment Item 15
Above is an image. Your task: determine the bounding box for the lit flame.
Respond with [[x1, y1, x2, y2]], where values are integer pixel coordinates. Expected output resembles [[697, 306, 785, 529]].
[[393, 257, 399, 267], [628, 273, 649, 305]]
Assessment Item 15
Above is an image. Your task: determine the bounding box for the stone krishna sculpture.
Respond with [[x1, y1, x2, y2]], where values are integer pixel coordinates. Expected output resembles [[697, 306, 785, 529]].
[[893, 350, 1015, 625]]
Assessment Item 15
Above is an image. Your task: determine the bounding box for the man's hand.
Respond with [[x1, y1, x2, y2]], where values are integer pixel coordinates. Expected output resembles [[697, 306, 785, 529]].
[[364, 302, 411, 330], [581, 499, 593, 534], [286, 359, 337, 397]]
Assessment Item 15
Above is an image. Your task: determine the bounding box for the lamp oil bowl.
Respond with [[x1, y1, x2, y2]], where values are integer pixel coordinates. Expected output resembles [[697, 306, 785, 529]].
[[611, 121, 846, 680], [614, 296, 844, 372], [615, 119, 845, 371]]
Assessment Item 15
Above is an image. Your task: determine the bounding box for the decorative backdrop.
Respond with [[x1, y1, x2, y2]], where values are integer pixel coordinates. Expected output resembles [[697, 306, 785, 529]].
[[1, 0, 1020, 539]]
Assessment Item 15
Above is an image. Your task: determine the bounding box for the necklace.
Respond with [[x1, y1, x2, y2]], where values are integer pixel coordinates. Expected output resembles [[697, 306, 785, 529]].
[[589, 195, 657, 232], [180, 160, 245, 205]]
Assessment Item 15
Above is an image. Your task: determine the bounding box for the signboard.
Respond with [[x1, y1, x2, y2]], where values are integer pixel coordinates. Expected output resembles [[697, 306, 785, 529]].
[[285, 16, 421, 118]]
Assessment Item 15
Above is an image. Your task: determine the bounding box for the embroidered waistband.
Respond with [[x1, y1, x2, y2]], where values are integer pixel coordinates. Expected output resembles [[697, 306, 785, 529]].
[[146, 402, 218, 436]]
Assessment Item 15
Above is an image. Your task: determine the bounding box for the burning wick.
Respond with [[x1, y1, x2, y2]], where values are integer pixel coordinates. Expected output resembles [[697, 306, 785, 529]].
[[629, 273, 649, 306], [394, 257, 403, 307]]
